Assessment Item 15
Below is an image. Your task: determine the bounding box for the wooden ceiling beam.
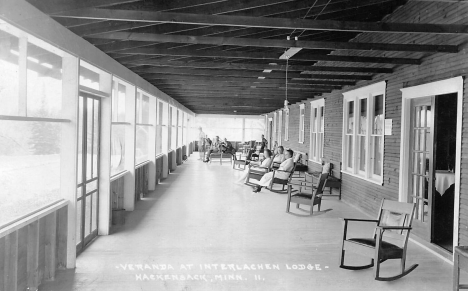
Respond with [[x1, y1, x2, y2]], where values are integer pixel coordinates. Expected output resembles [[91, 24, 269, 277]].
[[165, 88, 314, 99], [153, 83, 339, 91], [173, 96, 304, 101], [187, 106, 280, 113], [69, 0, 299, 36], [52, 8, 468, 35], [146, 75, 356, 85], [163, 89, 315, 95], [67, 0, 374, 37], [124, 59, 393, 73], [135, 68, 372, 80], [159, 91, 326, 97], [156, 84, 331, 91], [112, 47, 421, 64], [91, 32, 458, 53], [27, 0, 140, 14]]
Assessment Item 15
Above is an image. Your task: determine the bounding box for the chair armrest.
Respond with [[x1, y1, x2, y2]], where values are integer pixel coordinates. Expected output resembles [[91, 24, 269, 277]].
[[275, 169, 291, 174], [376, 226, 412, 230], [342, 219, 379, 241], [250, 167, 268, 173], [288, 180, 313, 186], [251, 165, 267, 169], [343, 218, 379, 223]]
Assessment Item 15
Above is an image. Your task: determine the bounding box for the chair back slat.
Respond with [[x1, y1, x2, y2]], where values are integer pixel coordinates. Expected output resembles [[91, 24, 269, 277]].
[[315, 173, 329, 195], [382, 199, 414, 215], [375, 199, 416, 248], [266, 154, 276, 170]]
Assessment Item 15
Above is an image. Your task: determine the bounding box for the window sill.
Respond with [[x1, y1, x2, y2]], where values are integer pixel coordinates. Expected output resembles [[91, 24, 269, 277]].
[[135, 160, 151, 168], [308, 159, 322, 165], [341, 171, 383, 186], [110, 170, 128, 181], [155, 153, 165, 159]]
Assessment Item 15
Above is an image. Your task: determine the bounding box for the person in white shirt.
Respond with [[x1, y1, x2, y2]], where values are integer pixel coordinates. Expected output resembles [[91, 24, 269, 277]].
[[252, 149, 294, 192], [237, 149, 273, 183], [198, 127, 206, 160], [273, 146, 286, 165]]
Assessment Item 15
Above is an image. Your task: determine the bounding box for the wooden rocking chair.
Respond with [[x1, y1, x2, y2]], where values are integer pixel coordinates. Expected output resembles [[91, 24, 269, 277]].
[[286, 173, 328, 215], [244, 155, 276, 186], [266, 154, 301, 193], [339, 199, 418, 281], [232, 153, 247, 171]]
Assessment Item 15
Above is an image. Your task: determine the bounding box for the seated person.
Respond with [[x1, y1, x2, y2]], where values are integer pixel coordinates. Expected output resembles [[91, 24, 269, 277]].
[[237, 149, 273, 183], [204, 136, 220, 162], [252, 149, 294, 192], [220, 138, 235, 154], [272, 146, 285, 167]]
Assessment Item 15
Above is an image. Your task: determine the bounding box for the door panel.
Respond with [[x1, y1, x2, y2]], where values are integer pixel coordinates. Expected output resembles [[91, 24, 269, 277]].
[[409, 97, 434, 239], [76, 95, 100, 253]]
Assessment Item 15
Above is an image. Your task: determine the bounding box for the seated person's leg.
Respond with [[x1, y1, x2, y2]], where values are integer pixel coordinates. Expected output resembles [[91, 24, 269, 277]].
[[204, 150, 213, 162]]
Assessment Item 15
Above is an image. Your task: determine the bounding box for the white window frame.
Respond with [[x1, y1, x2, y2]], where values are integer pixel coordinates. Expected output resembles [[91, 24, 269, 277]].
[[273, 112, 277, 146], [298, 104, 306, 143], [278, 110, 283, 146], [284, 108, 289, 141], [342, 81, 386, 185], [309, 99, 325, 163]]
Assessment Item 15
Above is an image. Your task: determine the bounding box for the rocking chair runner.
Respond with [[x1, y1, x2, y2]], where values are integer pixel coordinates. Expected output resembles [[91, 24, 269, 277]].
[[339, 199, 418, 281]]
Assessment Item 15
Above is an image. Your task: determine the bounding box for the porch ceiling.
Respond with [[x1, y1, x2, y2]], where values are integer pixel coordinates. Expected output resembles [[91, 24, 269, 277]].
[[25, 0, 466, 115]]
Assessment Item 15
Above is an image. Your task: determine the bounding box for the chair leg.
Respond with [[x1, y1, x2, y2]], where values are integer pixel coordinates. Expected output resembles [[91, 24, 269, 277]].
[[296, 204, 300, 209], [310, 205, 314, 215]]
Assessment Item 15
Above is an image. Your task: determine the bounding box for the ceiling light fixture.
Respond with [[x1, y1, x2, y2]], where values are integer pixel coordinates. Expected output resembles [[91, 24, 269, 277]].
[[279, 36, 302, 110]]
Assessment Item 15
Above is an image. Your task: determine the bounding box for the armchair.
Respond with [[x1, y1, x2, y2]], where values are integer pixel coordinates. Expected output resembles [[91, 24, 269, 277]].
[[266, 154, 301, 193], [339, 199, 418, 281], [286, 173, 328, 215], [244, 155, 276, 185]]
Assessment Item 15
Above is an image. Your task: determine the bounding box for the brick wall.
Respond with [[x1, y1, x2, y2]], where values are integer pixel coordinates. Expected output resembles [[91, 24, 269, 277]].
[[268, 1, 468, 244]]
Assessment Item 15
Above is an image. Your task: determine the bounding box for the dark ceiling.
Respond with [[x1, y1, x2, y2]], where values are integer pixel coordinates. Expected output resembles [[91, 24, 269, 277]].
[[24, 0, 463, 115]]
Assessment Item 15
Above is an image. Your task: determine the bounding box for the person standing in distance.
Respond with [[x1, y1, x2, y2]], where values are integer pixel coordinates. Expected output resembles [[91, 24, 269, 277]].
[[198, 127, 206, 160]]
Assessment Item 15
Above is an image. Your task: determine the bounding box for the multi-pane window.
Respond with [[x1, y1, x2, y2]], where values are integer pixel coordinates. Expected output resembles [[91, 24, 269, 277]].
[[309, 99, 325, 163], [284, 108, 289, 141], [111, 79, 128, 176], [278, 111, 283, 146], [155, 101, 162, 155], [170, 106, 177, 149], [135, 90, 152, 165], [342, 81, 386, 184], [0, 22, 72, 224], [161, 102, 168, 153], [178, 109, 183, 147], [273, 112, 277, 146], [299, 104, 305, 143]]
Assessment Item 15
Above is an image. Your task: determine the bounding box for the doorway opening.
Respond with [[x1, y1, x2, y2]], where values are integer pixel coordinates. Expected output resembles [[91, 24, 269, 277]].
[[432, 93, 457, 252], [399, 77, 462, 255], [76, 94, 101, 254]]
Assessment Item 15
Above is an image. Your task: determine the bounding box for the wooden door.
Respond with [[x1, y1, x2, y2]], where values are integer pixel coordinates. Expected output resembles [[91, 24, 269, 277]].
[[409, 96, 434, 239]]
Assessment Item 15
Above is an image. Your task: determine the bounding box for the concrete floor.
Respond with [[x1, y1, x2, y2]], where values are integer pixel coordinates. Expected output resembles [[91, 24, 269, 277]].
[[40, 154, 455, 291]]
